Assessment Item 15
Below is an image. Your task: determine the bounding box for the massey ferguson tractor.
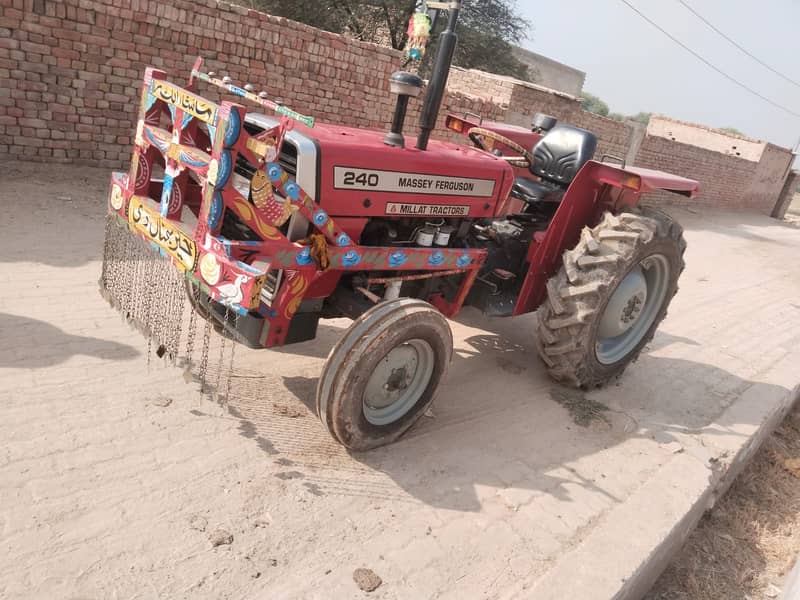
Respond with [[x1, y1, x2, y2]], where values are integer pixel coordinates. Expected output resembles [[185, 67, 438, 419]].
[[100, 3, 699, 451]]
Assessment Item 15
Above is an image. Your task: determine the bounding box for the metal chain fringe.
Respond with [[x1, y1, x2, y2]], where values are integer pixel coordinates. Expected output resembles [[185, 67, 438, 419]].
[[98, 219, 238, 403]]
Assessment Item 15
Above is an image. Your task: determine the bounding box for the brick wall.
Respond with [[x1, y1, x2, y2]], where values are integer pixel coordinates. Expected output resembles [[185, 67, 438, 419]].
[[447, 67, 516, 107], [0, 0, 792, 214], [446, 67, 635, 166], [634, 135, 760, 210], [742, 143, 794, 213], [571, 111, 633, 163], [771, 170, 800, 219], [0, 0, 488, 167], [436, 67, 796, 214]]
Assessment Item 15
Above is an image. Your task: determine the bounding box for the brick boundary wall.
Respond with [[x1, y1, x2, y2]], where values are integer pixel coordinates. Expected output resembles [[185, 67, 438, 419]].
[[771, 170, 800, 219], [0, 0, 793, 214], [0, 0, 499, 168], [447, 68, 795, 215], [633, 136, 760, 210]]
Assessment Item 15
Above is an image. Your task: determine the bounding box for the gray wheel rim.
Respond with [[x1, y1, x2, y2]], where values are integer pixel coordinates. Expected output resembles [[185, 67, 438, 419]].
[[595, 253, 670, 365], [363, 339, 435, 426]]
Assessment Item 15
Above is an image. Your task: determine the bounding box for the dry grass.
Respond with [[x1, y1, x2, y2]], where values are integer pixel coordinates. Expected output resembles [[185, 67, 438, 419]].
[[646, 402, 800, 600]]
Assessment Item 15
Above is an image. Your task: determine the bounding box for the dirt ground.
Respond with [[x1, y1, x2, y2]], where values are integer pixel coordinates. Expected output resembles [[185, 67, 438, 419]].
[[2, 161, 800, 599], [646, 401, 800, 600], [647, 195, 800, 600]]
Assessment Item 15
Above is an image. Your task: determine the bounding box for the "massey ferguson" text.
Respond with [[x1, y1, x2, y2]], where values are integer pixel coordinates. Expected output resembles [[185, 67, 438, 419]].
[[397, 177, 475, 193]]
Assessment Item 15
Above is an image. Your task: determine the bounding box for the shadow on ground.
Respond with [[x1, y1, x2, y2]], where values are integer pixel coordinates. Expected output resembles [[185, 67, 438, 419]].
[[217, 311, 789, 513], [0, 163, 109, 267], [0, 313, 140, 368]]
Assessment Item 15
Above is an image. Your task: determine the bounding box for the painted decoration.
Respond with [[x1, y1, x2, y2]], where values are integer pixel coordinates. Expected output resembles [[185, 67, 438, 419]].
[[106, 63, 489, 352], [224, 108, 241, 147], [128, 196, 197, 271], [250, 169, 274, 208], [457, 254, 472, 268], [388, 251, 408, 268], [296, 247, 313, 265], [150, 80, 217, 124], [110, 184, 124, 210], [200, 253, 221, 285], [208, 192, 223, 230], [429, 251, 445, 267], [216, 274, 247, 306], [342, 250, 361, 267]]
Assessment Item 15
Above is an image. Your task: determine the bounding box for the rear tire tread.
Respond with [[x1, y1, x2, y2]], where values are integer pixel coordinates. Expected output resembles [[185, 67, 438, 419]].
[[536, 206, 686, 388]]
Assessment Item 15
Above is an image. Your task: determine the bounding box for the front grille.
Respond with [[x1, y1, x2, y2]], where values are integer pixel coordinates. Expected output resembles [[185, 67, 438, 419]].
[[278, 141, 297, 178], [237, 122, 298, 180], [260, 270, 283, 307]]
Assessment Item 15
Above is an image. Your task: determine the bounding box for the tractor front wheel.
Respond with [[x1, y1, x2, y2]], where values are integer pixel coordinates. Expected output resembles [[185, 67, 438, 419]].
[[316, 298, 453, 451], [537, 207, 686, 388]]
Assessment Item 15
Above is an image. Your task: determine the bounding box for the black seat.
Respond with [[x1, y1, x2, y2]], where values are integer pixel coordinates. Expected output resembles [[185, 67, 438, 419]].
[[511, 178, 563, 204], [530, 125, 597, 185], [512, 125, 598, 208]]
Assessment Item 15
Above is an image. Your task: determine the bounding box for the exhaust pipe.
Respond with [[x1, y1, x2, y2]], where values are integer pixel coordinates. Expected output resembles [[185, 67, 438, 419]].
[[416, 4, 461, 151]]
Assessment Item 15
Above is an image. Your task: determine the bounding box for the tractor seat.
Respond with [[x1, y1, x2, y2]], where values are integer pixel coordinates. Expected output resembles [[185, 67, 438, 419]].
[[511, 125, 598, 207], [511, 178, 564, 204]]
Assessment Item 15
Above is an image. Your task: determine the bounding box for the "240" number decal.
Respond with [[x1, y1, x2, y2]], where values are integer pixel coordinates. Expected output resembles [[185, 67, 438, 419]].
[[342, 171, 379, 187]]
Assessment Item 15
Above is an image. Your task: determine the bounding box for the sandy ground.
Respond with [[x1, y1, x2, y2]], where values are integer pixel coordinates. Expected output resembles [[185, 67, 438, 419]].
[[2, 161, 800, 599], [646, 402, 800, 600], [645, 191, 800, 600]]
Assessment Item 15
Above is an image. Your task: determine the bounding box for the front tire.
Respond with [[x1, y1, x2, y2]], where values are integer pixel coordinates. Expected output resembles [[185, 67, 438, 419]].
[[536, 207, 686, 388], [316, 298, 453, 451]]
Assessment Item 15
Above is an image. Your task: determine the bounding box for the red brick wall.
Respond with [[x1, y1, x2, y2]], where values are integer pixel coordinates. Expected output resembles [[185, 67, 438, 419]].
[[446, 68, 635, 165], [0, 0, 486, 167], [0, 0, 791, 214], [571, 111, 632, 163], [634, 135, 760, 210], [505, 84, 578, 125]]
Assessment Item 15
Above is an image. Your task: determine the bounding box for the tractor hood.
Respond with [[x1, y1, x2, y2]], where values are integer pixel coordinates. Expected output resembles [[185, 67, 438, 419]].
[[247, 114, 515, 220]]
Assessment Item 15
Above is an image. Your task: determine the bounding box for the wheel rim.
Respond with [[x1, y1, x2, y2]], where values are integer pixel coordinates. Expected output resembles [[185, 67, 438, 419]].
[[363, 339, 435, 426], [595, 253, 671, 365]]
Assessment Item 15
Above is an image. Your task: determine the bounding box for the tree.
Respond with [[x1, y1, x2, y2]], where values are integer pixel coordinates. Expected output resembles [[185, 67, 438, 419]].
[[245, 0, 532, 80], [719, 126, 744, 136], [629, 112, 652, 125], [580, 92, 609, 116], [435, 0, 531, 80]]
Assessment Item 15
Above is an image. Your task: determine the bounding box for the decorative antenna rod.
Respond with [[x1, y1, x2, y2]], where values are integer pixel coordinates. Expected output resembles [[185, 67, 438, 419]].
[[190, 57, 315, 128]]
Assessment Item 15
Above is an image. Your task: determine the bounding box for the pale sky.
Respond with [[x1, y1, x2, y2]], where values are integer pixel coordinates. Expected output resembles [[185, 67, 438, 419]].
[[516, 0, 800, 150]]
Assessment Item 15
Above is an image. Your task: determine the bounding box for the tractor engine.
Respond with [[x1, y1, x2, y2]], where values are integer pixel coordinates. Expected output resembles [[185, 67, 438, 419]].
[[237, 111, 519, 317], [347, 214, 536, 317]]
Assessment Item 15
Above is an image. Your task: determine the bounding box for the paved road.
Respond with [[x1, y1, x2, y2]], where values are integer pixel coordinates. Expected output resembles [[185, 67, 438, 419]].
[[2, 162, 800, 599]]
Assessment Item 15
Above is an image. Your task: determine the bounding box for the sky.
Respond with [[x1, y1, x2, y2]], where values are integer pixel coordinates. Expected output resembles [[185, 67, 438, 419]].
[[516, 0, 800, 149]]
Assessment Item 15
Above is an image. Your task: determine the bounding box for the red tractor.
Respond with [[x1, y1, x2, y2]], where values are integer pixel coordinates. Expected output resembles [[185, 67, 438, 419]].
[[101, 4, 698, 450]]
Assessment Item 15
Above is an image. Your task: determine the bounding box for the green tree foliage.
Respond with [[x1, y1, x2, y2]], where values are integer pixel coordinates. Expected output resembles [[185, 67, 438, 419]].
[[719, 126, 744, 136], [581, 93, 653, 124], [580, 91, 609, 116], [245, 0, 532, 80]]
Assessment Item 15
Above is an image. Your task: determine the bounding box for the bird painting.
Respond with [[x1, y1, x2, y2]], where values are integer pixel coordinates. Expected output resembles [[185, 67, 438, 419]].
[[216, 274, 248, 306]]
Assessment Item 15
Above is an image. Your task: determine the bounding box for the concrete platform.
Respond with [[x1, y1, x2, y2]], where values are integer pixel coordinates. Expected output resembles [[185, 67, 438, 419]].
[[1, 162, 799, 599]]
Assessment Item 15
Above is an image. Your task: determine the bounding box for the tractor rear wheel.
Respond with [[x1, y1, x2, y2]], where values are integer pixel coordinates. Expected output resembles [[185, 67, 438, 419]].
[[316, 298, 453, 451], [536, 207, 686, 388]]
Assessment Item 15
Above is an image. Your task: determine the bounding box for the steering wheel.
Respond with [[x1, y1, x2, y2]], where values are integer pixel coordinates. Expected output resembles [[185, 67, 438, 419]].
[[468, 127, 532, 168]]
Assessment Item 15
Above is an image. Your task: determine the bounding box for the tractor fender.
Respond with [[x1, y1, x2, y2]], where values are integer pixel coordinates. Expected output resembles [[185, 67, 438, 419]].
[[511, 161, 698, 315]]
